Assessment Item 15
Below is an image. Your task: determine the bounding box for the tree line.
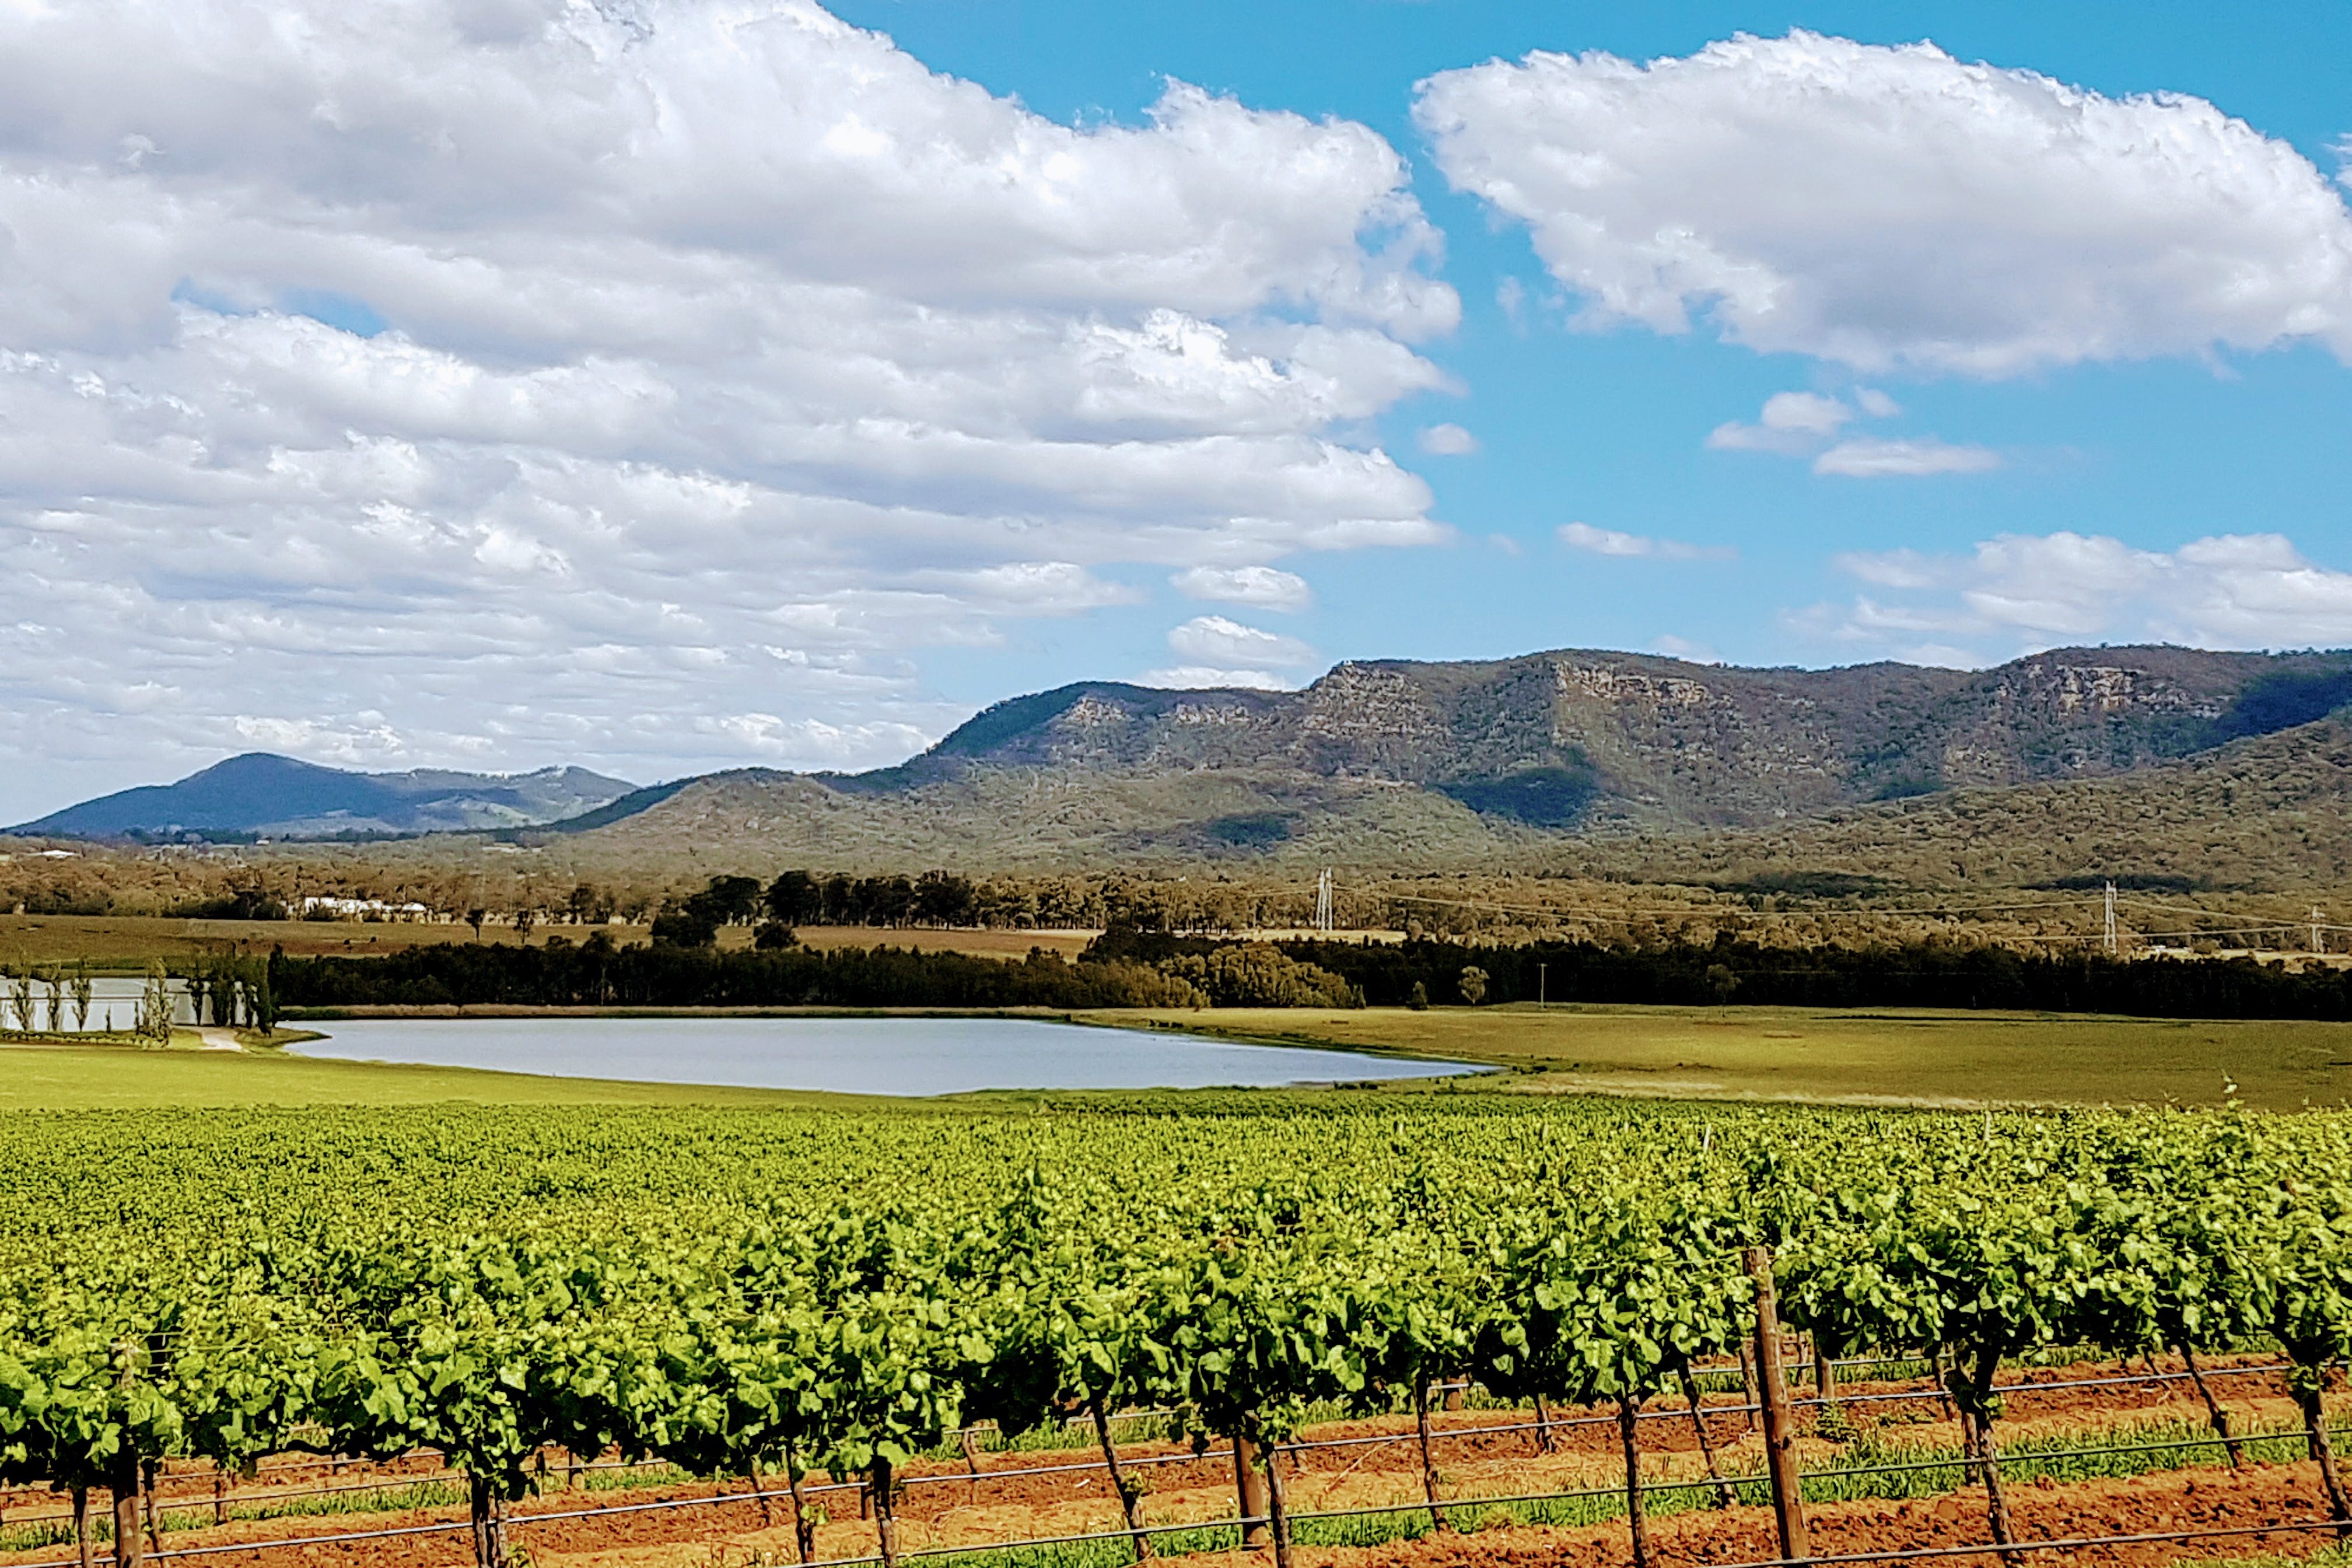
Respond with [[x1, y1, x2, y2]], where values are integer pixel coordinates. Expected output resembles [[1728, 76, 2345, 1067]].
[[267, 918, 2352, 1023], [1252, 932, 2352, 1021], [270, 935, 1207, 1011]]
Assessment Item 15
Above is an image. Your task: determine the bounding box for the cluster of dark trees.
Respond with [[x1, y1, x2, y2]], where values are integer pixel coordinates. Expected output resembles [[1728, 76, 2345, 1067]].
[[270, 919, 2352, 1022], [170, 884, 292, 922], [1258, 933, 2352, 1021], [760, 869, 979, 929], [270, 935, 1200, 1012], [645, 871, 984, 948]]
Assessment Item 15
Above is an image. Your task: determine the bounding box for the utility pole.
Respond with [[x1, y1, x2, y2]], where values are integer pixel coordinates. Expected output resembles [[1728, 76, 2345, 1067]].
[[1313, 868, 1334, 934], [2103, 881, 2118, 957], [2315, 907, 2327, 957], [1538, 961, 1547, 1008]]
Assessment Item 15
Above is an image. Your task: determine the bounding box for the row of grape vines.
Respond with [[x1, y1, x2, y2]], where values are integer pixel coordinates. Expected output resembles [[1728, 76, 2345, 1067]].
[[2, 1097, 2350, 1568]]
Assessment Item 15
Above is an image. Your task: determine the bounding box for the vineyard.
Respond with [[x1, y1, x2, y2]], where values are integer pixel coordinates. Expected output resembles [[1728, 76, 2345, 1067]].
[[7, 1097, 2352, 1568]]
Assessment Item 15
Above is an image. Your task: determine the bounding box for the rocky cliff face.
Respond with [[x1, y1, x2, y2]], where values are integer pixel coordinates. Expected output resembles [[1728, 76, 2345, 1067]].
[[887, 646, 2319, 821], [562, 643, 2352, 866]]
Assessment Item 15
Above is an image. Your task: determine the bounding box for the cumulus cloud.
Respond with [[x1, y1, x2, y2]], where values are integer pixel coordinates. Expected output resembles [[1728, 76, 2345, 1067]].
[[921, 562, 1142, 613], [1139, 615, 1318, 694], [1559, 522, 1734, 562], [1417, 422, 1479, 455], [1709, 387, 1994, 475], [1706, 391, 1856, 453], [697, 713, 935, 765], [1812, 438, 2000, 478], [1800, 530, 2352, 662], [0, 0, 1457, 816], [1416, 32, 2352, 376], [1650, 634, 1722, 664], [1133, 666, 1296, 692], [1171, 564, 1314, 612], [1163, 614, 1319, 669]]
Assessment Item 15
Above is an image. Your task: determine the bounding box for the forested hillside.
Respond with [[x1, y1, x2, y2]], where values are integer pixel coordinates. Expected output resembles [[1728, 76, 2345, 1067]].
[[1592, 717, 2352, 891], [550, 645, 2352, 870]]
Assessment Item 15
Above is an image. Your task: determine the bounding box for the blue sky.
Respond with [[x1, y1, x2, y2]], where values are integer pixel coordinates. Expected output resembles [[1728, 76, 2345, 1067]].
[[1, 0, 2349, 815], [826, 0, 2352, 698]]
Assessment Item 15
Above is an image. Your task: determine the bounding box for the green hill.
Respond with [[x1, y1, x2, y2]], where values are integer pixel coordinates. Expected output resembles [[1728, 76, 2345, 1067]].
[[541, 644, 2352, 877]]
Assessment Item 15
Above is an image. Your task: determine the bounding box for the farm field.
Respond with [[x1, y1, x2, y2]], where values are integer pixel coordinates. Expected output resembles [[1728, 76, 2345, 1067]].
[[12, 998, 2352, 1111], [0, 1038, 890, 1110], [9, 1096, 2352, 1568], [1103, 1003, 2352, 1111], [0, 912, 1105, 967], [790, 924, 1098, 959], [0, 1352, 2338, 1568], [0, 912, 576, 965]]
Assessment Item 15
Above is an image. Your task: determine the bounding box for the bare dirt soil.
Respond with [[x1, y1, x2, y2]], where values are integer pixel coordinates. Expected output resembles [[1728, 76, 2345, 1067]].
[[0, 1357, 2326, 1568]]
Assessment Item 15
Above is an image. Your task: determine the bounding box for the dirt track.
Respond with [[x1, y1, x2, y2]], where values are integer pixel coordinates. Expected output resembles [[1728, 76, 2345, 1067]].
[[0, 1357, 2330, 1568], [1317, 1464, 2346, 1568]]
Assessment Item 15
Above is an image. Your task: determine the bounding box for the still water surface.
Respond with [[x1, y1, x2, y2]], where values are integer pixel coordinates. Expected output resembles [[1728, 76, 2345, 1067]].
[[289, 1017, 1469, 1096]]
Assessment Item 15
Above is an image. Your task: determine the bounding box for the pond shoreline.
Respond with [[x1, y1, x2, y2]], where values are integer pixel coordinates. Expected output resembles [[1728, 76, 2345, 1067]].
[[285, 1003, 1101, 1020], [288, 1014, 1479, 1097]]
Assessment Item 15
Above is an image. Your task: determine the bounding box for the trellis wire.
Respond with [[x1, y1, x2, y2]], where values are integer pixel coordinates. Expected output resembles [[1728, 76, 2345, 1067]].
[[5, 1356, 2287, 1528], [10, 1410, 2339, 1568]]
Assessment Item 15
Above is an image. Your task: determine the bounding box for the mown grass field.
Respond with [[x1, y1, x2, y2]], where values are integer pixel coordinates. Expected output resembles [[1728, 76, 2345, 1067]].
[[1094, 1002, 2352, 1112], [0, 912, 1099, 967], [0, 1040, 883, 1110], [10, 999, 2352, 1112], [0, 912, 558, 965]]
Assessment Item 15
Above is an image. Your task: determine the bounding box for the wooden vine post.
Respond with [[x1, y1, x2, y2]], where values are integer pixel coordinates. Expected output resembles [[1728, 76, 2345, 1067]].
[[783, 1445, 819, 1565], [1745, 1247, 1809, 1564], [1415, 1376, 1451, 1532], [108, 1446, 144, 1568], [1233, 1434, 1271, 1548], [871, 1457, 902, 1568], [108, 1338, 146, 1568], [1616, 1396, 1651, 1568]]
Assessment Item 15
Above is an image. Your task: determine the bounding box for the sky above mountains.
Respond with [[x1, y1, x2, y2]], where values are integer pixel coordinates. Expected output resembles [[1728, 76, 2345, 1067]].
[[3, 0, 2350, 820]]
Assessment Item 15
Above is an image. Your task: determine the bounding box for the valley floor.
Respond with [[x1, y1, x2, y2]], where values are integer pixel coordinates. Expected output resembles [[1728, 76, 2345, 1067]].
[[1095, 1003, 2352, 1113], [5, 1000, 2351, 1111]]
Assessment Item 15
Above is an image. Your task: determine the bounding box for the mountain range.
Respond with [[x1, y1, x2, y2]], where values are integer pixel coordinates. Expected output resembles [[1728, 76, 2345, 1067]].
[[545, 645, 2352, 878], [19, 645, 2352, 882], [11, 753, 638, 839]]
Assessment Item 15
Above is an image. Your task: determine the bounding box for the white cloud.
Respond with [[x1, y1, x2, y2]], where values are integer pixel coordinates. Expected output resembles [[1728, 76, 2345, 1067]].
[[1417, 31, 2352, 376], [1164, 613, 1319, 669], [1135, 666, 1297, 692], [1708, 388, 1996, 475], [1171, 564, 1313, 612], [1650, 634, 1722, 664], [925, 562, 1142, 613], [0, 0, 1458, 817], [1417, 422, 1479, 456], [1559, 521, 1734, 562], [1805, 530, 2352, 661], [698, 713, 933, 768], [229, 715, 410, 764], [1496, 277, 1528, 331], [1812, 438, 2000, 478], [1706, 391, 1854, 453]]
